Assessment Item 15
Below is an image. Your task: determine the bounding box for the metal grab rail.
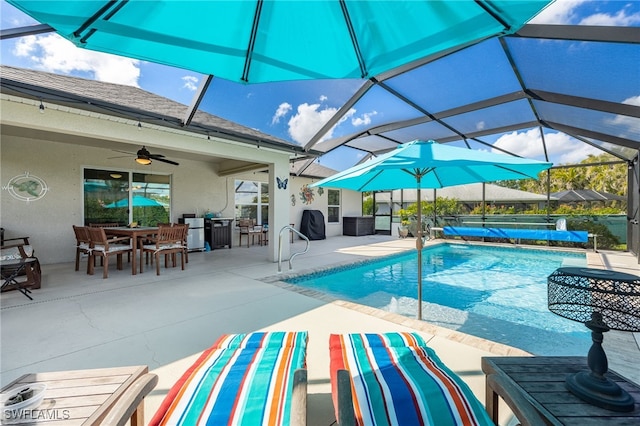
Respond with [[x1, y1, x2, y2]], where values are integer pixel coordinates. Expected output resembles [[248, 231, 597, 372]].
[[278, 225, 310, 273]]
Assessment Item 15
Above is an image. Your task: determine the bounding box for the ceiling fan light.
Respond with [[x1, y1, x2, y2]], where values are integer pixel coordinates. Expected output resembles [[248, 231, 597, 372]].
[[110, 173, 122, 179], [135, 146, 152, 164]]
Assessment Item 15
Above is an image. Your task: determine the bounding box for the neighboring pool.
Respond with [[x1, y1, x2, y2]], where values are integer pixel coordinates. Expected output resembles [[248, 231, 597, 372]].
[[285, 243, 591, 355]]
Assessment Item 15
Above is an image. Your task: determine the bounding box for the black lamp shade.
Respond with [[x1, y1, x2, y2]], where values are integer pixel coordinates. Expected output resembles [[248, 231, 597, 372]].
[[548, 267, 640, 332], [548, 267, 640, 412]]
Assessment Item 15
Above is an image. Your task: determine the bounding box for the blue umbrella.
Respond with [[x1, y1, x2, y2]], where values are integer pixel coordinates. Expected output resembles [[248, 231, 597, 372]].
[[311, 140, 552, 320], [105, 195, 162, 208], [7, 1, 551, 83]]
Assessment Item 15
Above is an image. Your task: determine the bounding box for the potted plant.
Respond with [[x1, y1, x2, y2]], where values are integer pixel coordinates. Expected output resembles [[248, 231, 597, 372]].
[[398, 210, 410, 238]]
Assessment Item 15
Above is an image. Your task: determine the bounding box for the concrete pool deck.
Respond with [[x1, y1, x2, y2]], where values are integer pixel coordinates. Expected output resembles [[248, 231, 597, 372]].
[[1, 235, 638, 425]]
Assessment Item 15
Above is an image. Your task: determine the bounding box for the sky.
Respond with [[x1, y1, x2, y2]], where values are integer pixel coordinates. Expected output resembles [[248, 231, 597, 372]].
[[1, 0, 639, 171]]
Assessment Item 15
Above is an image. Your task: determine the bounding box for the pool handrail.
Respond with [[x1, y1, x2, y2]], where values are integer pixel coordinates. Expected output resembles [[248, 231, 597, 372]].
[[278, 225, 310, 273]]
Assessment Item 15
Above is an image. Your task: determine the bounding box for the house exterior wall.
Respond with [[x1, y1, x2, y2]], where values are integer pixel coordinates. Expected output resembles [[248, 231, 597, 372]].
[[232, 173, 363, 240], [1, 96, 363, 265], [1, 96, 290, 264]]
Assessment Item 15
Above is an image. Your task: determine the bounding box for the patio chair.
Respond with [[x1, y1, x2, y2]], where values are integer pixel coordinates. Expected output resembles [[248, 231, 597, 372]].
[[101, 373, 158, 426], [149, 331, 307, 426], [73, 225, 92, 272], [1, 235, 42, 295], [330, 332, 493, 426], [140, 225, 185, 275], [87, 227, 132, 279], [238, 218, 262, 247], [172, 222, 190, 264]]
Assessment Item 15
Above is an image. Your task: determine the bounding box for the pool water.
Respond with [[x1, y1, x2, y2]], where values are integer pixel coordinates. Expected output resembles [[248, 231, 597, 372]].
[[286, 243, 591, 355]]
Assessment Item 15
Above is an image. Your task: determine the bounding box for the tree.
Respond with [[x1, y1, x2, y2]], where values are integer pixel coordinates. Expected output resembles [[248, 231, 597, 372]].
[[362, 193, 377, 215], [499, 153, 627, 199]]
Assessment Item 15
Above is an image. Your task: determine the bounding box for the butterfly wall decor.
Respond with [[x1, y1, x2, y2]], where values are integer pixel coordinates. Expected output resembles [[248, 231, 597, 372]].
[[277, 177, 288, 190]]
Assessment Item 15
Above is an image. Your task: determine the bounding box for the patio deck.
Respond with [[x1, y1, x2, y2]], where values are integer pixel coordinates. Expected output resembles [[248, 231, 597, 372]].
[[1, 235, 638, 425]]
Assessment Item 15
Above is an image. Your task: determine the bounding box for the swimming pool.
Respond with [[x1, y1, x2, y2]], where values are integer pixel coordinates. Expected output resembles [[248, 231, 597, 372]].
[[285, 243, 591, 355]]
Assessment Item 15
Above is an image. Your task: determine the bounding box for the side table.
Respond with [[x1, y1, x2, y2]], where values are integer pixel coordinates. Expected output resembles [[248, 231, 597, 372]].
[[1, 365, 148, 425], [482, 356, 640, 425]]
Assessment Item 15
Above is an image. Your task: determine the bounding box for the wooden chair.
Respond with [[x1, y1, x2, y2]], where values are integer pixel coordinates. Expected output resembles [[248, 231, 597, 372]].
[[90, 222, 131, 263], [87, 227, 132, 279], [238, 218, 262, 247], [73, 225, 92, 273], [260, 224, 269, 246], [101, 373, 158, 426], [172, 223, 190, 264], [140, 226, 185, 275]]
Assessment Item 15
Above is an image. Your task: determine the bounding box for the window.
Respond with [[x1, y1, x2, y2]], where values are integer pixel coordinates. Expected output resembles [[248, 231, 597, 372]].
[[83, 169, 170, 226], [235, 180, 269, 224], [328, 189, 340, 223]]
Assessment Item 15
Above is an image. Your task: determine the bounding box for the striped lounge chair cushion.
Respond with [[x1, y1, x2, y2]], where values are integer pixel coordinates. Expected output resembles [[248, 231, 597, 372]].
[[151, 331, 307, 426], [330, 332, 493, 426]]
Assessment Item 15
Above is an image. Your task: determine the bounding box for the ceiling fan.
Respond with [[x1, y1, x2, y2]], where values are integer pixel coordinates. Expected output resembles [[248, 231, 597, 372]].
[[110, 146, 179, 166]]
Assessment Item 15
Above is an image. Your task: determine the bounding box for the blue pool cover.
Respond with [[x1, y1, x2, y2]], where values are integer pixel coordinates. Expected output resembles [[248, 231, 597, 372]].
[[443, 226, 589, 242]]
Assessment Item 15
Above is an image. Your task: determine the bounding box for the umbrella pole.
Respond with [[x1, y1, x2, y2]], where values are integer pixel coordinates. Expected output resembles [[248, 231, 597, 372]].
[[416, 179, 423, 321]]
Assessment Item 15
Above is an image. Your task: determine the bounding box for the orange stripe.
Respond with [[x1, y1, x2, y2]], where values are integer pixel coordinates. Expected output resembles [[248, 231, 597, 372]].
[[414, 346, 477, 425], [156, 334, 231, 425], [340, 335, 365, 426], [267, 332, 294, 425]]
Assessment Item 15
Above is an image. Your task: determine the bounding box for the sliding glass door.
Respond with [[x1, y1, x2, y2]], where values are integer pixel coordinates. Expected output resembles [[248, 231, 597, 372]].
[[83, 169, 170, 226]]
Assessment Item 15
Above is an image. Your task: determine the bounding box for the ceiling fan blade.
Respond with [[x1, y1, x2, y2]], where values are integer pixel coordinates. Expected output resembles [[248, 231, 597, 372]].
[[152, 156, 179, 166], [112, 149, 136, 155]]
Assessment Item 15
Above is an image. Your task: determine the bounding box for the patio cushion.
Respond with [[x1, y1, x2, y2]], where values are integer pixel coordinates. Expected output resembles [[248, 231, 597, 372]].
[[142, 242, 183, 251], [330, 332, 493, 426], [0, 245, 33, 261], [92, 244, 131, 253], [150, 331, 307, 426]]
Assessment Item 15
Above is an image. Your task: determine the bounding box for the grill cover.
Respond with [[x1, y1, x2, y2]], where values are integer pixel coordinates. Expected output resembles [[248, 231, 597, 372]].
[[300, 210, 326, 240]]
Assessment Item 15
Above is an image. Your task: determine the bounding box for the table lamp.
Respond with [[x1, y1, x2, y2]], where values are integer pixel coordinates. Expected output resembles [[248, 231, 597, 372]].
[[548, 267, 640, 412]]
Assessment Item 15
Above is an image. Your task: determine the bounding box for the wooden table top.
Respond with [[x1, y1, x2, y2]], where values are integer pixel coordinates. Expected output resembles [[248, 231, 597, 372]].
[[1, 365, 148, 425], [104, 227, 158, 235], [482, 356, 640, 425]]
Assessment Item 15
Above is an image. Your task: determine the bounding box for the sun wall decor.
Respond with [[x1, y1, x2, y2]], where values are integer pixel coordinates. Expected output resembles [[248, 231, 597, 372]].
[[299, 184, 315, 205]]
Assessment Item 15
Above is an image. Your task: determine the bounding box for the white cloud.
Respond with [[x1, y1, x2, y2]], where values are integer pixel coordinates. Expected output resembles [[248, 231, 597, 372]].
[[531, 0, 640, 26], [181, 75, 199, 91], [351, 111, 377, 127], [607, 95, 640, 131], [531, 0, 587, 24], [492, 128, 600, 165], [579, 8, 640, 26], [272, 102, 292, 125], [476, 121, 486, 131], [288, 103, 337, 144], [287, 103, 355, 145], [622, 95, 640, 107], [13, 33, 141, 86], [319, 95, 328, 102]]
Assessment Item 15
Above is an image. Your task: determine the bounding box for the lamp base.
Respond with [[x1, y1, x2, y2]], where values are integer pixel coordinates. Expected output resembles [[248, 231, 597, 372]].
[[566, 371, 635, 412]]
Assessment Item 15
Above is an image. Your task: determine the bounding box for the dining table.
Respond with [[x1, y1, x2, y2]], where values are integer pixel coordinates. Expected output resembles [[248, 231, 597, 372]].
[[104, 227, 158, 275], [0, 365, 149, 425]]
